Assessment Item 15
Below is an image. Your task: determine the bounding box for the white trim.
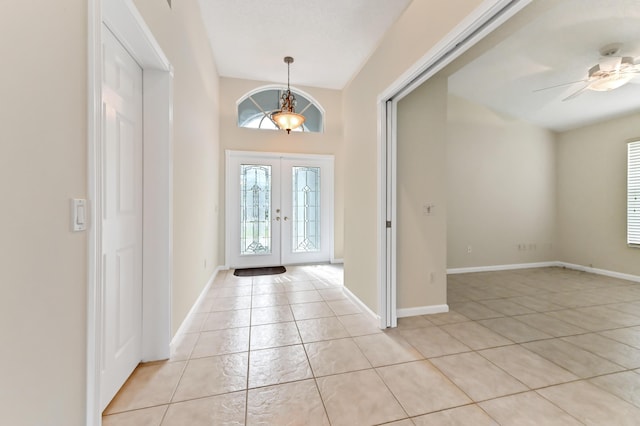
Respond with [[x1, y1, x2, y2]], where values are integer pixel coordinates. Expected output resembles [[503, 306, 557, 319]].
[[390, 100, 398, 329], [141, 68, 174, 362], [446, 261, 640, 284], [377, 0, 532, 332], [376, 100, 387, 329], [447, 262, 558, 274], [86, 1, 101, 424], [225, 151, 232, 272], [343, 286, 381, 326], [102, 0, 171, 70], [379, 0, 532, 103], [330, 258, 344, 264], [397, 304, 449, 318], [87, 0, 173, 423], [225, 150, 335, 162], [556, 262, 640, 284], [171, 266, 224, 342]]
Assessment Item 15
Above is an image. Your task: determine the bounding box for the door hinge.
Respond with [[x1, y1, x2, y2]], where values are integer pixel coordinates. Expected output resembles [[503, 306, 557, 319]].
[[386, 221, 392, 228]]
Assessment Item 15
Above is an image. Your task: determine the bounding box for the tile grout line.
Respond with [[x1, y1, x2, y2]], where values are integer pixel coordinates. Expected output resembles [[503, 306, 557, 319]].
[[532, 387, 592, 425], [292, 302, 334, 425], [370, 364, 411, 422], [104, 266, 640, 423], [244, 273, 255, 426]]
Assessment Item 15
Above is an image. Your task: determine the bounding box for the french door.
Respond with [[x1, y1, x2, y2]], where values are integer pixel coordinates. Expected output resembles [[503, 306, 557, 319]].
[[226, 151, 334, 268]]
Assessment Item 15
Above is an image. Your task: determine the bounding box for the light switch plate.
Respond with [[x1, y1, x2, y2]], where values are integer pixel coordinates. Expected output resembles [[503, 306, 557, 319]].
[[72, 198, 87, 231]]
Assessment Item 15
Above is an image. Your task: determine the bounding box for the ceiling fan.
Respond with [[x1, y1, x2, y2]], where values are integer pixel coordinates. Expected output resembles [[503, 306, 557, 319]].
[[536, 43, 640, 101]]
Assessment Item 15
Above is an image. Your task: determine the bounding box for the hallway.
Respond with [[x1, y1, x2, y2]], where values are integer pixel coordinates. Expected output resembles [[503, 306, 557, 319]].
[[103, 266, 640, 425]]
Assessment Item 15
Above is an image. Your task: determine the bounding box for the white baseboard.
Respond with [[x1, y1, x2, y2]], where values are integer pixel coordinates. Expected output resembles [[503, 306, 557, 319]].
[[447, 261, 557, 274], [342, 285, 381, 323], [171, 265, 224, 346], [556, 262, 640, 283], [331, 258, 344, 264], [397, 304, 449, 318], [446, 260, 640, 284]]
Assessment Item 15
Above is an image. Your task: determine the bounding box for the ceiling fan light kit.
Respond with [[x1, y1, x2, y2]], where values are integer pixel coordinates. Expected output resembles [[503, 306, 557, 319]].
[[587, 56, 636, 91], [537, 43, 640, 101], [271, 56, 306, 134]]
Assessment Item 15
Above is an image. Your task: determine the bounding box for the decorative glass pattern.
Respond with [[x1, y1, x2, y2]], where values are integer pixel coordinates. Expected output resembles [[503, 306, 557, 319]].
[[237, 88, 324, 133], [292, 166, 321, 253], [240, 165, 272, 255]]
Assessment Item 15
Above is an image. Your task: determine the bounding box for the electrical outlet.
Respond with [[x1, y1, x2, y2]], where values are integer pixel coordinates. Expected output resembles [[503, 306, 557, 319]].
[[422, 203, 435, 216]]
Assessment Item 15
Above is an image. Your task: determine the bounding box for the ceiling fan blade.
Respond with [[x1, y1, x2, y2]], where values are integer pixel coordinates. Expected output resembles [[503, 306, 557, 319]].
[[562, 84, 590, 102], [533, 78, 589, 92], [620, 67, 640, 74]]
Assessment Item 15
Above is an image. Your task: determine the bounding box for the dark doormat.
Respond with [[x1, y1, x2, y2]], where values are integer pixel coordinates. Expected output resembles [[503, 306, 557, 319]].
[[233, 266, 286, 277]]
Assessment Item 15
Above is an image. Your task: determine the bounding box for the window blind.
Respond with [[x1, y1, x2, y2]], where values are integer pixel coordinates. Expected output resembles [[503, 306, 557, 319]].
[[629, 140, 640, 246]]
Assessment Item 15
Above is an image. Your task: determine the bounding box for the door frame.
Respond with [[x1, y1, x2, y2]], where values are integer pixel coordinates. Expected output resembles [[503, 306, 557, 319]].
[[225, 150, 335, 268], [87, 0, 174, 423], [375, 0, 532, 328]]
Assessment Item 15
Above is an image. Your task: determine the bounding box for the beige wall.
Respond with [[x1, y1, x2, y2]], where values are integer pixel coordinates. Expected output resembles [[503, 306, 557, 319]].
[[343, 0, 484, 312], [0, 2, 87, 424], [396, 76, 448, 309], [133, 0, 222, 336], [0, 0, 220, 423], [556, 111, 640, 275], [446, 95, 557, 268], [218, 77, 345, 261]]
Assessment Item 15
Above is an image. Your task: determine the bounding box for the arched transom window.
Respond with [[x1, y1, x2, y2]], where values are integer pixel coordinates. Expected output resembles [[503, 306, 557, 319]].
[[237, 87, 324, 133]]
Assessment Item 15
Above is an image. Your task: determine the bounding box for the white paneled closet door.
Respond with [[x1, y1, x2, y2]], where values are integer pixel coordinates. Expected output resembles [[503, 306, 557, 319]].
[[101, 26, 144, 410]]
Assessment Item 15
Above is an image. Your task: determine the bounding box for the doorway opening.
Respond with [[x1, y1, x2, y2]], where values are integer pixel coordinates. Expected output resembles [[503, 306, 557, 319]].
[[377, 0, 531, 328]]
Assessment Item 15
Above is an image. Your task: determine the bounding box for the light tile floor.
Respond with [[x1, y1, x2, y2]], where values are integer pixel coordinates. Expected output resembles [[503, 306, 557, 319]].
[[103, 266, 640, 425]]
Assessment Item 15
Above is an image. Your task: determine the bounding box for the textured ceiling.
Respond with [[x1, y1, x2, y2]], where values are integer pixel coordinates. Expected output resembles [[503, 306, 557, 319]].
[[448, 0, 640, 131], [197, 0, 411, 90]]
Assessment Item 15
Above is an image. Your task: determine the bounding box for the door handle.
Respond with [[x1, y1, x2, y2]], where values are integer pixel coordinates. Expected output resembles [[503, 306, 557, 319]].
[[284, 216, 289, 221], [275, 217, 281, 221]]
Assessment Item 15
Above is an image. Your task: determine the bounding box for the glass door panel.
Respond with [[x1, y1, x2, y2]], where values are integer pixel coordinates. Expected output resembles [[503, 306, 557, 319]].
[[240, 164, 272, 255], [292, 166, 321, 253], [227, 153, 281, 268], [281, 158, 332, 265]]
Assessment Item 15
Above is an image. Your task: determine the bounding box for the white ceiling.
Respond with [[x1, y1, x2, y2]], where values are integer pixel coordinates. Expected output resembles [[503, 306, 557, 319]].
[[197, 0, 411, 90], [448, 0, 640, 132]]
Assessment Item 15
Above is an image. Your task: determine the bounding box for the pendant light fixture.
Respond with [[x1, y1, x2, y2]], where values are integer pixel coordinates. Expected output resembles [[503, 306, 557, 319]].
[[272, 56, 305, 134]]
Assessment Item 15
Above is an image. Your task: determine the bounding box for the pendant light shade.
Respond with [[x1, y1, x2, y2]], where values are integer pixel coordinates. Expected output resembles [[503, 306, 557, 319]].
[[272, 56, 305, 134]]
